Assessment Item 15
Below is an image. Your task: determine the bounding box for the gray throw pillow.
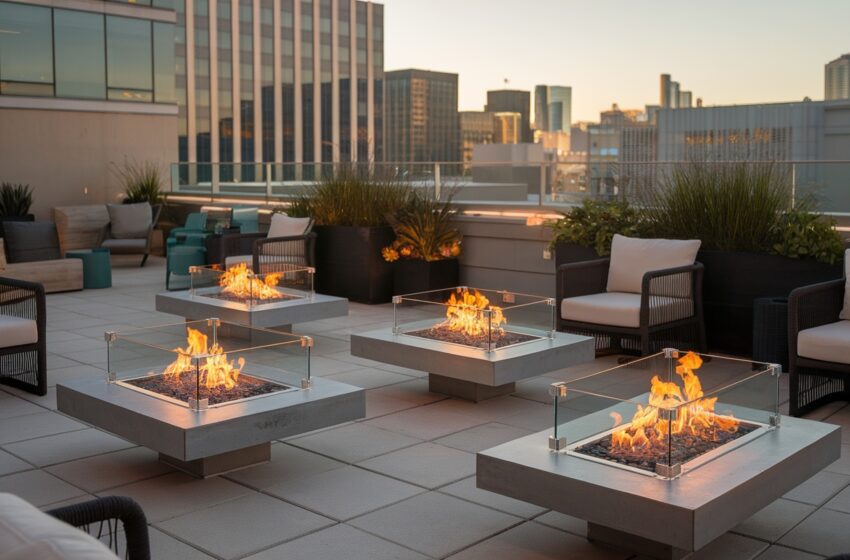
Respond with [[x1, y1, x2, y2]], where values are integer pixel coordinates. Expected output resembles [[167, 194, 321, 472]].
[[3, 221, 61, 263], [107, 203, 152, 239]]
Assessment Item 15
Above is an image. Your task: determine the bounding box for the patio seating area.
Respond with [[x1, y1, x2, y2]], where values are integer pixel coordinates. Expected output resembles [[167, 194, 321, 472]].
[[1, 257, 849, 559]]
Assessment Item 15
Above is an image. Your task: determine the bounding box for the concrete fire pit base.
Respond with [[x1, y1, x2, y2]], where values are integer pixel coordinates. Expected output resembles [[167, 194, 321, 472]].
[[57, 375, 364, 478], [477, 412, 841, 559], [156, 290, 348, 330], [351, 327, 594, 402]]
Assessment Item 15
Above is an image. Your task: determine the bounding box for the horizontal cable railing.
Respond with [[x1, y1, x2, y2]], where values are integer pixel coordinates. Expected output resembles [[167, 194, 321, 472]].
[[168, 160, 850, 216]]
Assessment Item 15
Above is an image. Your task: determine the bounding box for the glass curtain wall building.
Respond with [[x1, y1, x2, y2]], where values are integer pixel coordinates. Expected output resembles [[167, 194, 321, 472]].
[[177, 0, 383, 177]]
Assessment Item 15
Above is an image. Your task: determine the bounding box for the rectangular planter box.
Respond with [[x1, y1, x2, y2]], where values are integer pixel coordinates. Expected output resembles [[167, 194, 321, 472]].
[[314, 225, 395, 304], [393, 258, 459, 295]]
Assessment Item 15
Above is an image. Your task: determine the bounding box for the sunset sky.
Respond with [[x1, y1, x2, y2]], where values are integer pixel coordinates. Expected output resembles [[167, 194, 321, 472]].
[[381, 0, 850, 122]]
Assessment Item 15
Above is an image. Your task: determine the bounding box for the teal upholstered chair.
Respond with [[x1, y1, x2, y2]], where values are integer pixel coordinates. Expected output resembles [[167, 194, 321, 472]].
[[166, 212, 209, 248], [230, 206, 259, 234]]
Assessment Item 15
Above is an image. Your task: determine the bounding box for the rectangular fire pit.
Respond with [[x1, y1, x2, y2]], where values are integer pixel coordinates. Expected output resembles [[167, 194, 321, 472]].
[[156, 264, 348, 330], [477, 349, 842, 558], [57, 319, 364, 477], [351, 287, 594, 401]]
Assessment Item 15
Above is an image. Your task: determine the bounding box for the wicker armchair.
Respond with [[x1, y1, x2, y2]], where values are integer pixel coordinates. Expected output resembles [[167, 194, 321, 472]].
[[0, 277, 46, 396], [47, 496, 150, 560], [788, 277, 849, 416], [557, 258, 706, 356], [252, 232, 317, 272]]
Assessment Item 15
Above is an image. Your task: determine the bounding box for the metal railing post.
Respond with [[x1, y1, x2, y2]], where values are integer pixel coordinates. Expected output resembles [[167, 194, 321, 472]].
[[539, 162, 546, 206], [212, 163, 220, 195], [265, 162, 273, 200], [170, 163, 179, 193], [434, 162, 441, 200]]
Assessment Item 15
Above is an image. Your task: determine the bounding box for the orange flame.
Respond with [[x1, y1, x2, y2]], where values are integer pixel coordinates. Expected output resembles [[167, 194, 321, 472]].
[[440, 288, 506, 337], [610, 352, 740, 452], [219, 263, 283, 301], [162, 327, 244, 390]]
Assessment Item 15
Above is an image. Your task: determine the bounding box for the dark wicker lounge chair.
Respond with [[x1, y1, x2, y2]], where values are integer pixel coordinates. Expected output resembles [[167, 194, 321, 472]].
[[0, 277, 46, 396], [47, 496, 150, 560]]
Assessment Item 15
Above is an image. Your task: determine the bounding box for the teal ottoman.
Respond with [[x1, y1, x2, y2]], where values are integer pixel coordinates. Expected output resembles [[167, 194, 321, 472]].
[[65, 248, 112, 289], [167, 245, 207, 290]]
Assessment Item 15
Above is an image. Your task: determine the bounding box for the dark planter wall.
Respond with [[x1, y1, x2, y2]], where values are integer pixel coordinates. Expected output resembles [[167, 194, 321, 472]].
[[699, 250, 843, 356], [314, 225, 395, 304], [554, 242, 601, 268], [0, 214, 35, 239], [393, 258, 459, 295]]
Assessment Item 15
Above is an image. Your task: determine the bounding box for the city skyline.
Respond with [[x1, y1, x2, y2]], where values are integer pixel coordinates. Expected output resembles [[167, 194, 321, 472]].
[[381, 0, 850, 122]]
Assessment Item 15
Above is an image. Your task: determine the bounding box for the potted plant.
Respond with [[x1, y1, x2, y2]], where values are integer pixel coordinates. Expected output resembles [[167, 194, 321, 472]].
[[291, 169, 412, 304], [113, 160, 166, 254], [547, 198, 643, 265], [0, 183, 34, 238], [382, 192, 462, 295], [642, 162, 844, 356]]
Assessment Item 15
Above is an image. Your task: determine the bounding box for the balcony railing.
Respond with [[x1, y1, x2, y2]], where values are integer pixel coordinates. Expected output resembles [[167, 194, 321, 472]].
[[168, 160, 850, 216]]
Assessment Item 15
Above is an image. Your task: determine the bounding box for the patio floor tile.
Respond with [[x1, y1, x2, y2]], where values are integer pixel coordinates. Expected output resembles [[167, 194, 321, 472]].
[[0, 449, 32, 477], [783, 470, 850, 506], [349, 492, 521, 558], [732, 498, 816, 542], [290, 422, 422, 463], [823, 484, 850, 513], [3, 428, 134, 467], [243, 523, 428, 560], [358, 442, 475, 489], [156, 493, 333, 559], [364, 403, 484, 440], [435, 422, 533, 453], [532, 511, 588, 537], [224, 443, 345, 490], [779, 508, 850, 556], [324, 367, 416, 389], [0, 394, 45, 419], [688, 533, 768, 560], [45, 447, 172, 493], [438, 476, 547, 518], [754, 545, 823, 560], [446, 521, 629, 560], [106, 471, 253, 522], [0, 469, 86, 507], [266, 465, 424, 521], [0, 411, 86, 445]]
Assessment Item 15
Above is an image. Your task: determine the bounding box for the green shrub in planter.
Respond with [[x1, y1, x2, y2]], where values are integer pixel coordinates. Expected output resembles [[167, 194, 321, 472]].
[[113, 160, 164, 205], [547, 199, 642, 256], [771, 205, 845, 265]]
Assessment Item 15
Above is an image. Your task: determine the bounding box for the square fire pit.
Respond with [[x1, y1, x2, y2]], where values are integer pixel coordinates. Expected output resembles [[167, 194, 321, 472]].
[[57, 319, 364, 477], [351, 287, 594, 401], [477, 349, 842, 559], [156, 264, 348, 330]]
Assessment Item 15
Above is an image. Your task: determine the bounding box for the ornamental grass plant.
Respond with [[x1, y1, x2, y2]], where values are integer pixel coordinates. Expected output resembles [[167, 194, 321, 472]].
[[382, 191, 462, 262]]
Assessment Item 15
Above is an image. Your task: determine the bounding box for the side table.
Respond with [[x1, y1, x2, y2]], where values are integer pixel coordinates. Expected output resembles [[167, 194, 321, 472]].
[[65, 248, 112, 289]]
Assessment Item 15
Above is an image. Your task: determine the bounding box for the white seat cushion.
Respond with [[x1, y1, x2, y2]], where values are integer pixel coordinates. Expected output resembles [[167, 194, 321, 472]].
[[839, 249, 849, 321], [797, 320, 850, 365], [267, 213, 311, 238], [606, 234, 701, 295], [561, 292, 694, 328], [0, 493, 118, 560], [0, 315, 38, 348]]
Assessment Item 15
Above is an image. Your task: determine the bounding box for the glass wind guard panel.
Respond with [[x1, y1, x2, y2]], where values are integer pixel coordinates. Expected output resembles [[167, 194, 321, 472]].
[[550, 350, 779, 479], [189, 263, 314, 309], [106, 319, 310, 411], [392, 286, 555, 352]]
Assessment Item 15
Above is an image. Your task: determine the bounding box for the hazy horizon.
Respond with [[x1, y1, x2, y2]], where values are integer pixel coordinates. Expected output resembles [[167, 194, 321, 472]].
[[381, 0, 850, 122]]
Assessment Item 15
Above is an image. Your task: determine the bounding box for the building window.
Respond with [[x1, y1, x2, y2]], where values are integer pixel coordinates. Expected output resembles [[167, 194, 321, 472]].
[[54, 10, 106, 99], [153, 22, 176, 103], [106, 15, 153, 102], [0, 2, 54, 96]]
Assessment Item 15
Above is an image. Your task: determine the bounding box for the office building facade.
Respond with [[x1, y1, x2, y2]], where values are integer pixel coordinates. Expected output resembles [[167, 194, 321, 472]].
[[534, 85, 571, 132], [826, 54, 850, 100], [459, 110, 495, 163], [0, 0, 178, 216], [486, 89, 532, 142], [384, 68, 458, 162], [493, 112, 521, 144], [176, 0, 384, 170]]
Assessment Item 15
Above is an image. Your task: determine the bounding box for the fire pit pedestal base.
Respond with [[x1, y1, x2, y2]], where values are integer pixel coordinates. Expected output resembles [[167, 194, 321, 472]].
[[588, 523, 687, 560], [428, 374, 515, 402], [160, 443, 272, 478], [351, 327, 594, 402]]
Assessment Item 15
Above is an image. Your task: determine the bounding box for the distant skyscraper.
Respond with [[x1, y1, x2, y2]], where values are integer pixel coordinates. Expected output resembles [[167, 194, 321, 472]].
[[679, 91, 693, 108], [385, 69, 459, 162], [534, 85, 571, 132], [825, 54, 850, 100], [493, 112, 521, 144], [459, 111, 495, 163], [486, 89, 532, 142]]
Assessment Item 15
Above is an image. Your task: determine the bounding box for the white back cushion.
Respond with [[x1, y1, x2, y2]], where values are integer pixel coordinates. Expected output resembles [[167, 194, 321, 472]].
[[267, 213, 311, 238], [840, 249, 850, 321], [606, 234, 701, 294]]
